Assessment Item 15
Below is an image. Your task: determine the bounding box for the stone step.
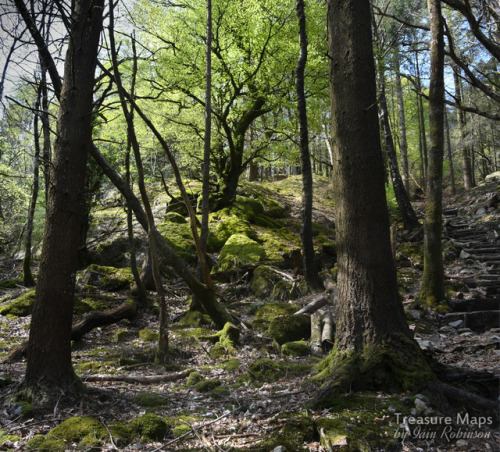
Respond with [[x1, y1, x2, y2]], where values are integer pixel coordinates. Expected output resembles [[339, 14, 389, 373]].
[[450, 298, 500, 312], [443, 310, 500, 332]]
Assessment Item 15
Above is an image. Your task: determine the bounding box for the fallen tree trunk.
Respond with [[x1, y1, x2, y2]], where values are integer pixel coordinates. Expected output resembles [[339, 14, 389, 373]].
[[310, 312, 323, 356], [83, 368, 192, 384], [321, 311, 334, 349], [3, 299, 138, 363], [294, 294, 330, 315]]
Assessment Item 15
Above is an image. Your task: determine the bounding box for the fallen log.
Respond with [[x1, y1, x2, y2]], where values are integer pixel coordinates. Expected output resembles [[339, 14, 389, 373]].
[[83, 368, 192, 384], [310, 312, 323, 356], [294, 294, 331, 315], [321, 311, 334, 349]]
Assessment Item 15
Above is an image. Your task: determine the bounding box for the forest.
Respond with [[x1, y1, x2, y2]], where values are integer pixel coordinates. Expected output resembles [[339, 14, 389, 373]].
[[0, 0, 498, 450]]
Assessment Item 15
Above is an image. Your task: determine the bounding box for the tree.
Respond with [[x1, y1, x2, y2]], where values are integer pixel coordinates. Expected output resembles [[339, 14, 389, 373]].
[[23, 0, 104, 398], [295, 0, 323, 291], [316, 0, 429, 399], [419, 0, 446, 305]]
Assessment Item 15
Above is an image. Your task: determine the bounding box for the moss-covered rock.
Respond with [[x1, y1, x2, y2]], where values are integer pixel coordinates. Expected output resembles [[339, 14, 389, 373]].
[[261, 412, 317, 451], [129, 413, 168, 441], [139, 328, 158, 342], [0, 278, 21, 288], [179, 310, 212, 327], [0, 429, 21, 445], [223, 358, 241, 372], [114, 329, 136, 342], [186, 371, 205, 386], [211, 215, 253, 247], [252, 302, 299, 331], [250, 265, 279, 298], [218, 234, 266, 270], [42, 416, 107, 449], [95, 237, 137, 268], [0, 289, 35, 316], [157, 221, 197, 263], [165, 211, 188, 224], [281, 340, 310, 357], [78, 264, 134, 291], [200, 322, 240, 358], [268, 314, 310, 345], [194, 379, 222, 393], [133, 392, 165, 408]]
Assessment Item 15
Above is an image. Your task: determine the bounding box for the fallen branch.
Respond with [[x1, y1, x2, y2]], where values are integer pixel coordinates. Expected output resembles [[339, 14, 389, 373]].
[[294, 294, 330, 315], [83, 369, 192, 384]]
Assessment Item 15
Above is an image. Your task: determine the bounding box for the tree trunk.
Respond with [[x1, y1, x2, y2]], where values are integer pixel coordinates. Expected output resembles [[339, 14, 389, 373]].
[[23, 85, 42, 287], [453, 67, 474, 190], [419, 0, 446, 305], [416, 53, 428, 184], [395, 50, 410, 194], [315, 0, 429, 400], [295, 0, 323, 291], [24, 0, 104, 397], [377, 66, 419, 230], [444, 108, 456, 195]]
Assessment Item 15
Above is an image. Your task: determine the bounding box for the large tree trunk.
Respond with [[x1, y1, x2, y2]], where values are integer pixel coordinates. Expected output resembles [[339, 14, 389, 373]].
[[24, 0, 104, 397], [317, 0, 427, 399], [295, 0, 323, 291], [419, 0, 446, 305]]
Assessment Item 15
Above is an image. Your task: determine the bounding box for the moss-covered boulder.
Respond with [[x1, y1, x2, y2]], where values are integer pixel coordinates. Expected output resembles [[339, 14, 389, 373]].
[[186, 371, 205, 386], [164, 211, 188, 224], [200, 322, 240, 358], [252, 302, 299, 331], [250, 265, 279, 298], [129, 413, 168, 441], [95, 237, 138, 268], [37, 417, 107, 450], [179, 310, 212, 327], [0, 290, 35, 316], [211, 214, 253, 247], [194, 379, 222, 393], [268, 314, 310, 345], [218, 234, 266, 270], [133, 392, 165, 408], [77, 264, 134, 291], [282, 340, 310, 357], [157, 221, 197, 263]]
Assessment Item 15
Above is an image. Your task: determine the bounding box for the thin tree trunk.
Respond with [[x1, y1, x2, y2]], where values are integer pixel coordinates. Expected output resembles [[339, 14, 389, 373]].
[[295, 0, 323, 291], [24, 0, 104, 397], [453, 67, 474, 190], [377, 65, 419, 230], [444, 109, 456, 195], [416, 53, 428, 182], [23, 85, 42, 287], [395, 50, 410, 194], [109, 0, 168, 362], [420, 0, 446, 304]]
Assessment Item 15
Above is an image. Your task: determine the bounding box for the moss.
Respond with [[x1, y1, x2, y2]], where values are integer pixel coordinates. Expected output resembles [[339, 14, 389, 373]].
[[0, 278, 21, 288], [0, 430, 21, 444], [247, 358, 311, 383], [186, 371, 205, 386], [139, 328, 158, 342], [0, 289, 35, 316], [179, 310, 212, 327], [133, 392, 165, 407], [26, 434, 46, 450], [268, 314, 310, 345], [78, 264, 134, 291], [223, 358, 241, 372], [270, 279, 308, 301], [194, 379, 222, 393], [28, 438, 66, 451], [261, 412, 317, 451], [218, 234, 266, 270], [201, 322, 239, 358], [165, 211, 188, 224], [253, 302, 299, 331], [265, 199, 288, 218], [157, 221, 197, 263], [282, 340, 310, 357], [254, 227, 301, 261], [313, 335, 434, 401], [114, 329, 136, 342], [250, 265, 279, 298], [129, 413, 168, 441], [211, 214, 253, 247], [46, 416, 107, 446]]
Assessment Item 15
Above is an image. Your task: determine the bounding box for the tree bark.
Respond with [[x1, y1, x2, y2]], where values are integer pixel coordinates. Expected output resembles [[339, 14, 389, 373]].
[[444, 108, 456, 195], [24, 0, 104, 396], [295, 0, 323, 291], [395, 50, 410, 194], [419, 0, 446, 305], [327, 0, 411, 351], [453, 67, 474, 190]]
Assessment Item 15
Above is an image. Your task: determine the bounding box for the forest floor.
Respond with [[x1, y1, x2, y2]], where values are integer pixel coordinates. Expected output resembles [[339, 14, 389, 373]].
[[0, 175, 499, 451]]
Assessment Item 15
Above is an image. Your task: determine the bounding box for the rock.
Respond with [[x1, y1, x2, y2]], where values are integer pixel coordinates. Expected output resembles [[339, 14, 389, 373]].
[[439, 325, 458, 335], [448, 319, 463, 329], [455, 439, 469, 450], [459, 250, 470, 259], [489, 328, 500, 333], [273, 446, 286, 452], [406, 309, 421, 320], [475, 207, 487, 216], [218, 234, 266, 271], [281, 340, 310, 357], [414, 398, 427, 413], [460, 331, 474, 337], [457, 328, 472, 333], [415, 337, 433, 351], [268, 314, 310, 344]]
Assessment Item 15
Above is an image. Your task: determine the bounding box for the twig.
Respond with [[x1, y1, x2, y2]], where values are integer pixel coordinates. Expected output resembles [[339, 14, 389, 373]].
[[84, 369, 192, 384]]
